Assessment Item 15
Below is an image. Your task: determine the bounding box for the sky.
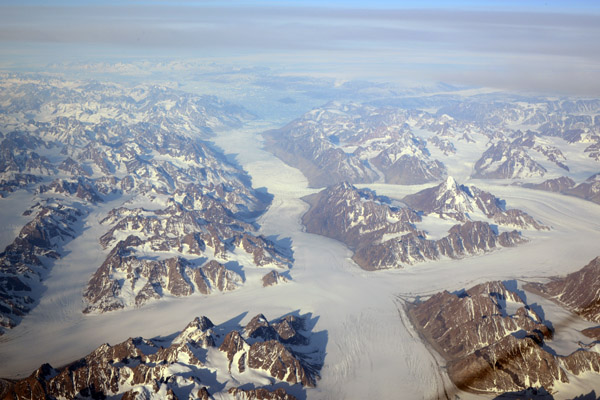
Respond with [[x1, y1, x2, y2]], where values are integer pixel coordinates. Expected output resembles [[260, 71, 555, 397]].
[[1, 0, 599, 95]]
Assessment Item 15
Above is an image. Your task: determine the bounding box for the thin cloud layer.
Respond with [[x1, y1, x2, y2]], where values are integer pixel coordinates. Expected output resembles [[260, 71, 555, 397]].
[[1, 2, 599, 95]]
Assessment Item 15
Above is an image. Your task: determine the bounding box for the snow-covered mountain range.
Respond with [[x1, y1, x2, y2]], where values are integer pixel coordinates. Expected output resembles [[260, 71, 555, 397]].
[[0, 75, 292, 334], [2, 71, 600, 399], [263, 98, 600, 187], [409, 275, 600, 395], [302, 178, 546, 270], [0, 312, 324, 399], [263, 103, 446, 187]]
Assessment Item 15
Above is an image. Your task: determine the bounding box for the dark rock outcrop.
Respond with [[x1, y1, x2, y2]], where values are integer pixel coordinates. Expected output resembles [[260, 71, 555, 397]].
[[0, 317, 215, 399], [522, 176, 576, 193], [303, 181, 533, 270], [263, 102, 445, 187], [219, 313, 318, 388], [403, 176, 548, 230], [229, 387, 297, 400], [0, 202, 84, 334], [529, 257, 600, 323], [522, 174, 600, 205], [262, 270, 289, 287], [0, 76, 289, 334], [472, 140, 547, 179], [409, 280, 600, 394], [83, 243, 243, 313], [567, 173, 600, 205], [1, 313, 323, 399]]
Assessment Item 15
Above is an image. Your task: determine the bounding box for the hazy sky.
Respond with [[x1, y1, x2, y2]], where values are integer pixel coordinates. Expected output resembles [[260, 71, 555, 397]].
[[1, 0, 599, 95]]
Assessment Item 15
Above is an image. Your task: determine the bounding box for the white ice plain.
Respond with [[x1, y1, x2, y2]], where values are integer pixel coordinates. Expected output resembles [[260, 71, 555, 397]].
[[0, 122, 599, 399]]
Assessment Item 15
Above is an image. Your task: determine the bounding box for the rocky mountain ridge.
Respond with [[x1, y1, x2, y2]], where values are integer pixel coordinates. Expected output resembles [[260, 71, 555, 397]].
[[472, 139, 548, 179], [263, 98, 600, 187], [0, 75, 292, 331], [409, 279, 600, 394], [0, 313, 323, 399], [527, 257, 600, 323], [0, 200, 85, 333], [302, 179, 545, 270], [263, 102, 447, 187], [521, 173, 600, 205], [403, 176, 548, 230]]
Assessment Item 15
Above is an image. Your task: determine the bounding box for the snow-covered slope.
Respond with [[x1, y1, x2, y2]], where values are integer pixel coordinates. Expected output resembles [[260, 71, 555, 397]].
[[410, 279, 600, 395], [403, 176, 548, 230], [0, 313, 324, 399], [2, 74, 600, 399], [263, 102, 446, 187], [0, 75, 291, 333], [301, 179, 546, 270]]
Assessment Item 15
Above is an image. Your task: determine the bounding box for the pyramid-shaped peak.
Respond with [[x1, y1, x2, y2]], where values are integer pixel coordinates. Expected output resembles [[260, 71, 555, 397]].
[[245, 313, 278, 340], [337, 181, 354, 191], [442, 176, 459, 191], [194, 316, 215, 331]]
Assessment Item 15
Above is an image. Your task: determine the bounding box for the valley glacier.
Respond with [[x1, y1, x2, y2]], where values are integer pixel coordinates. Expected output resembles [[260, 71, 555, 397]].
[[2, 120, 600, 399], [2, 0, 600, 397], [1, 74, 600, 399]]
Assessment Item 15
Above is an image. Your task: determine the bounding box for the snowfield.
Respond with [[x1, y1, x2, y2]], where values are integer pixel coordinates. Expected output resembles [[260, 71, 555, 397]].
[[1, 122, 600, 399]]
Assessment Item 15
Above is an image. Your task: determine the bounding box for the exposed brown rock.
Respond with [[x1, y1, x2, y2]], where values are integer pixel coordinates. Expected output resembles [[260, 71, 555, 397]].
[[228, 387, 297, 400], [198, 387, 211, 400], [83, 245, 242, 313], [561, 349, 600, 376], [0, 77, 288, 336], [522, 174, 600, 205], [166, 257, 193, 297], [581, 326, 600, 340], [0, 203, 84, 334], [302, 181, 420, 251], [409, 280, 600, 394], [263, 102, 445, 187], [567, 173, 600, 205], [352, 220, 524, 270], [248, 340, 314, 387], [447, 335, 567, 393], [403, 176, 548, 230], [218, 314, 319, 388], [219, 330, 249, 371], [303, 181, 534, 270], [87, 197, 290, 313], [272, 315, 307, 345], [200, 260, 242, 292], [372, 144, 446, 184], [472, 140, 546, 179], [232, 233, 290, 268], [522, 176, 576, 193], [245, 313, 278, 340], [412, 281, 550, 360], [532, 257, 600, 323], [262, 270, 288, 287], [38, 177, 102, 203], [0, 315, 268, 399]]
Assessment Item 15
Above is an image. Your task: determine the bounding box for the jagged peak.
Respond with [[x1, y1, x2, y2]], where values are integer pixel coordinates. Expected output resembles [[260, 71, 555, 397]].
[[586, 172, 600, 182], [334, 181, 355, 191], [247, 313, 269, 327], [191, 316, 215, 331], [441, 175, 459, 191], [434, 176, 471, 205], [245, 313, 278, 340], [172, 316, 215, 346]]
